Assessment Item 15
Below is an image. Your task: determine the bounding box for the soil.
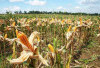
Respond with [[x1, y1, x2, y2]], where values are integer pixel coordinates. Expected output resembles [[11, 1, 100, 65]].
[[73, 38, 100, 68]]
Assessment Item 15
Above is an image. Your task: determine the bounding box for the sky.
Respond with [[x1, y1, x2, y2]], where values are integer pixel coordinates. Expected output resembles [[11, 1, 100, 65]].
[[0, 0, 100, 14]]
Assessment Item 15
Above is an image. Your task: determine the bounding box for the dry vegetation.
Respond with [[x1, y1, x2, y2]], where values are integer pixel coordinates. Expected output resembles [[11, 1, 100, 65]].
[[0, 14, 100, 68]]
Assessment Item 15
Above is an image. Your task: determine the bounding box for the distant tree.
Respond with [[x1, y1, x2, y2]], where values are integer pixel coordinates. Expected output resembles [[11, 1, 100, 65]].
[[14, 11, 19, 14], [24, 11, 27, 14], [6, 11, 10, 14], [19, 11, 22, 14], [94, 13, 98, 15], [22, 10, 100, 16], [6, 11, 12, 14]]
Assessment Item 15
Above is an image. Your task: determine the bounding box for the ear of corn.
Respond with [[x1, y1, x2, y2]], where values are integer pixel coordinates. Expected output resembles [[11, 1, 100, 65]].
[[61, 20, 64, 24], [67, 25, 72, 32], [17, 31, 34, 52], [73, 26, 77, 32], [48, 44, 54, 53], [16, 29, 18, 37], [79, 17, 82, 25], [12, 22, 15, 27], [4, 34, 7, 38]]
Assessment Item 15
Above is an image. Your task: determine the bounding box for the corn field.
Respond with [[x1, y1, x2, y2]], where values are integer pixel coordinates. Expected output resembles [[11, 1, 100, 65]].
[[0, 14, 100, 68]]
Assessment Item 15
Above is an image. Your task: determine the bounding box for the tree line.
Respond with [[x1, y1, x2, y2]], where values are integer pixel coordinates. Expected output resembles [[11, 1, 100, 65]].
[[6, 10, 100, 16]]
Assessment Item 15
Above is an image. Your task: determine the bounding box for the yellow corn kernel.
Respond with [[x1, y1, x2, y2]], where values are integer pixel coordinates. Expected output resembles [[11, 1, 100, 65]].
[[48, 44, 54, 53]]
